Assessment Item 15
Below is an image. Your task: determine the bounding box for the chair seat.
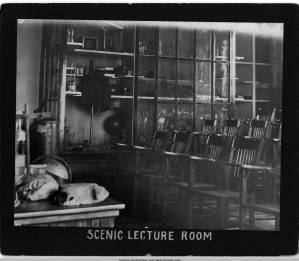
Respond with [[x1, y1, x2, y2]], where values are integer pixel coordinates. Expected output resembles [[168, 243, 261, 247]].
[[198, 190, 239, 199], [166, 182, 217, 190], [191, 183, 217, 190], [137, 169, 161, 175], [136, 173, 164, 179], [166, 181, 188, 187], [242, 203, 280, 214]]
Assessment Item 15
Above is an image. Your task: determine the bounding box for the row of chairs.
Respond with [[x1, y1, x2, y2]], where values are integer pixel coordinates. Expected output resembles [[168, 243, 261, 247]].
[[115, 114, 281, 230]]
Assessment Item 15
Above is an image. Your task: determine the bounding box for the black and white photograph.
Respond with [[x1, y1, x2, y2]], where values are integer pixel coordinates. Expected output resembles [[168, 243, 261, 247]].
[[0, 3, 298, 257], [14, 19, 283, 231]]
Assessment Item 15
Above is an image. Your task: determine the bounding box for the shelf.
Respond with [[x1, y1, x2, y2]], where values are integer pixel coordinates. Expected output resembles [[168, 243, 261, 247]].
[[235, 98, 271, 103], [66, 91, 82, 96], [139, 53, 155, 57], [214, 97, 229, 101], [72, 48, 134, 57], [256, 100, 271, 102], [158, 97, 176, 101], [177, 98, 193, 102], [16, 112, 51, 120], [67, 42, 84, 47], [256, 84, 271, 88], [138, 77, 155, 81], [104, 74, 134, 79], [66, 74, 84, 77], [111, 95, 133, 99], [137, 96, 155, 100]]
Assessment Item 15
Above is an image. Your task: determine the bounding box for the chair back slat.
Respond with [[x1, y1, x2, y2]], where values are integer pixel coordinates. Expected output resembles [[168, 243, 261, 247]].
[[271, 108, 282, 123], [151, 130, 170, 151], [201, 119, 217, 135], [248, 119, 267, 138], [205, 134, 228, 160], [222, 119, 240, 136], [169, 131, 192, 153], [229, 136, 260, 180]]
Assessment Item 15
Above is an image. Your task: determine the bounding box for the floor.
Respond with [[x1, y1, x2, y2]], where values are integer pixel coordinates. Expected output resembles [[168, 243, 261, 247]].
[[115, 211, 277, 230]]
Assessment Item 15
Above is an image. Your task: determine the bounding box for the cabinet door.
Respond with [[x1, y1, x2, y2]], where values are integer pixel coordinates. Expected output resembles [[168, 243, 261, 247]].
[[158, 27, 176, 57], [137, 56, 155, 97], [136, 100, 155, 146], [234, 101, 252, 121], [256, 64, 271, 101], [214, 31, 230, 62], [177, 60, 194, 100], [236, 33, 252, 62], [178, 28, 194, 59], [195, 61, 211, 103], [214, 103, 229, 133], [138, 26, 155, 55], [177, 103, 194, 131], [195, 103, 211, 131], [111, 99, 133, 144], [214, 62, 229, 102], [158, 59, 176, 98], [256, 37, 271, 64], [157, 103, 176, 131], [236, 64, 253, 100], [196, 29, 211, 60]]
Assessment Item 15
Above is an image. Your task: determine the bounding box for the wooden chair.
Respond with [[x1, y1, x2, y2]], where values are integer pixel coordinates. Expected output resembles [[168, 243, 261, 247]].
[[134, 131, 191, 223], [115, 130, 170, 214], [221, 119, 240, 137], [194, 136, 261, 229], [270, 107, 282, 123], [248, 119, 268, 138], [201, 118, 217, 135], [185, 134, 230, 228], [239, 166, 280, 230], [191, 118, 217, 157], [240, 119, 281, 230], [220, 119, 241, 162]]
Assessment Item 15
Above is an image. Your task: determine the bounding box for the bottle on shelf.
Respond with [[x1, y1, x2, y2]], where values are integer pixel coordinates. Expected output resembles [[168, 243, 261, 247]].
[[67, 28, 71, 42], [70, 28, 74, 42], [66, 28, 74, 42], [16, 119, 26, 155]]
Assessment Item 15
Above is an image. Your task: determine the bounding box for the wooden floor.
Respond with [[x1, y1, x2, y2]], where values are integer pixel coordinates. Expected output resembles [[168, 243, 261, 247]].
[[115, 212, 277, 230]]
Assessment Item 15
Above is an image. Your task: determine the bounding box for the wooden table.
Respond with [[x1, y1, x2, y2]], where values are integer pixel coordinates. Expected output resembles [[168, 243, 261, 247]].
[[14, 198, 125, 227]]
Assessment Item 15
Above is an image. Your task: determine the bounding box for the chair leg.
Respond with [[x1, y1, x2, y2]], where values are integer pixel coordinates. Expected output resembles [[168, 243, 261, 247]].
[[132, 174, 138, 217], [148, 178, 154, 222], [162, 182, 168, 225], [275, 214, 280, 231], [185, 192, 193, 229], [239, 206, 246, 230], [217, 199, 229, 229], [249, 209, 255, 230]]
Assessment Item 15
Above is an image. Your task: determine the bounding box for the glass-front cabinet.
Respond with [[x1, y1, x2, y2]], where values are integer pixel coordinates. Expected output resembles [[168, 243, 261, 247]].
[[39, 21, 283, 149], [134, 26, 282, 145]]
